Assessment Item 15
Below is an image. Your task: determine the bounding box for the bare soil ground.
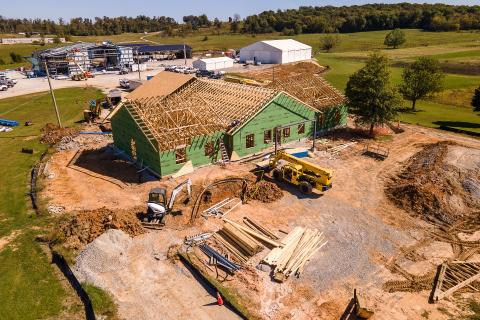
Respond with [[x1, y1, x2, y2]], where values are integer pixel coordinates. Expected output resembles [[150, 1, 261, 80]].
[[41, 123, 480, 320]]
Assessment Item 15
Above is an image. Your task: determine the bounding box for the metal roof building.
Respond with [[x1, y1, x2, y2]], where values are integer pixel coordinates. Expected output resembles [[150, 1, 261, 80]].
[[192, 57, 234, 71], [240, 39, 312, 65]]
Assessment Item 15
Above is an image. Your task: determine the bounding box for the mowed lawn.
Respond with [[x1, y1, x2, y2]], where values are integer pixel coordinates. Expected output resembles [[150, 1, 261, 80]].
[[0, 87, 103, 319]]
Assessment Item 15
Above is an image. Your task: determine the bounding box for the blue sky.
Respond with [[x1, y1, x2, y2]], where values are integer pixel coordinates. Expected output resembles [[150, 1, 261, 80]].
[[2, 1, 479, 21]]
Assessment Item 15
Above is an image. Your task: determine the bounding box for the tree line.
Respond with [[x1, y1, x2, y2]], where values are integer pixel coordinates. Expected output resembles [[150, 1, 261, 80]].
[[1, 3, 480, 37], [242, 3, 480, 35], [0, 15, 177, 36]]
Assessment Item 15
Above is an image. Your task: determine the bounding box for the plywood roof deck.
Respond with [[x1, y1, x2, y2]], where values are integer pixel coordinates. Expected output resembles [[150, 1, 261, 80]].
[[126, 78, 278, 151], [127, 72, 194, 100], [268, 73, 347, 109]]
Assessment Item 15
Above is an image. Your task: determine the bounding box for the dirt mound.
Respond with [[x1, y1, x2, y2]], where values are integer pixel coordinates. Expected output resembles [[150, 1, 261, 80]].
[[385, 142, 480, 224], [40, 123, 78, 144], [55, 207, 145, 251], [246, 180, 283, 203]]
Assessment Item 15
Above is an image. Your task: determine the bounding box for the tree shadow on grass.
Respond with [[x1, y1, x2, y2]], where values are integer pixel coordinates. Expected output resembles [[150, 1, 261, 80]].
[[433, 121, 480, 129], [397, 107, 425, 114]]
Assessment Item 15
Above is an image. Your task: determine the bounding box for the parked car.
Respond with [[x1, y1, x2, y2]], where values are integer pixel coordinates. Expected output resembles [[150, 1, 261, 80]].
[[0, 84, 7, 91], [119, 67, 129, 75], [174, 66, 187, 73], [164, 65, 177, 72], [119, 79, 130, 89], [196, 69, 213, 78], [183, 67, 197, 74]]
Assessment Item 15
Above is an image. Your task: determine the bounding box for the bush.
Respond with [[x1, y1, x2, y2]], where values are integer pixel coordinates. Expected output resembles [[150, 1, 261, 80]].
[[202, 36, 208, 41], [281, 27, 295, 36], [9, 52, 23, 63]]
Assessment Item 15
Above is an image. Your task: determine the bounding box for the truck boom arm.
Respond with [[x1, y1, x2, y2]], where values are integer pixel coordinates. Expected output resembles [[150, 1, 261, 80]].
[[270, 151, 332, 178]]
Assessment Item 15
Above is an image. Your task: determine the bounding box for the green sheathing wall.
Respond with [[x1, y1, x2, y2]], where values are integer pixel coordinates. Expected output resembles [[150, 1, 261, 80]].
[[111, 106, 162, 175], [231, 93, 316, 158], [159, 131, 225, 176], [317, 104, 348, 131]]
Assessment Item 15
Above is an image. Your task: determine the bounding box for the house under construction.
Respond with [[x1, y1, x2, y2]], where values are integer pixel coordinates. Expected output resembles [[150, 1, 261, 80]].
[[111, 72, 347, 177], [29, 42, 135, 76]]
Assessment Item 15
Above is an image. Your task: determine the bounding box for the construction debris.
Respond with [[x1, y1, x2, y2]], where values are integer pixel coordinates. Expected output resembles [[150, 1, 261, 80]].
[[40, 123, 78, 144], [263, 227, 327, 282], [432, 261, 480, 302], [202, 198, 236, 218], [328, 141, 357, 159], [245, 180, 283, 203]]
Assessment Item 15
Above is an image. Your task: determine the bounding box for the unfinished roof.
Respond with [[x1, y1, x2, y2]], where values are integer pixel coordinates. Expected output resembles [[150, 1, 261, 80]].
[[125, 78, 277, 151], [268, 73, 346, 109], [127, 72, 194, 100]]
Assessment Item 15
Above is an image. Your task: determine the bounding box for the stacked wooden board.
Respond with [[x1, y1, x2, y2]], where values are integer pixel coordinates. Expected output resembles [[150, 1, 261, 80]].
[[263, 227, 327, 282], [213, 218, 282, 263]]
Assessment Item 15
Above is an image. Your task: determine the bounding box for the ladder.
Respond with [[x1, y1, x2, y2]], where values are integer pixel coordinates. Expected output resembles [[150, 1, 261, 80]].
[[218, 140, 230, 164]]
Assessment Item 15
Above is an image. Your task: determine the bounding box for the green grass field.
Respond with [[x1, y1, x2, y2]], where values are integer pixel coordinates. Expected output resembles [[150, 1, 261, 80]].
[[0, 87, 103, 319]]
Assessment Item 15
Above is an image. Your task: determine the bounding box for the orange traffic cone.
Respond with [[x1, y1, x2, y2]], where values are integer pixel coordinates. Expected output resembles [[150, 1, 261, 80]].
[[216, 291, 224, 306]]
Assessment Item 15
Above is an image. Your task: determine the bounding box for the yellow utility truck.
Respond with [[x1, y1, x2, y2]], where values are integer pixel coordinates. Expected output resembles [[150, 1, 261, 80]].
[[268, 151, 333, 194]]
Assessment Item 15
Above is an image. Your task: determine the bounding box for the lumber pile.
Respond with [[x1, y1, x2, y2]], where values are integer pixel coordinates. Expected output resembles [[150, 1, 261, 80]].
[[243, 217, 279, 241], [263, 227, 327, 282], [214, 221, 264, 263], [213, 218, 282, 263]]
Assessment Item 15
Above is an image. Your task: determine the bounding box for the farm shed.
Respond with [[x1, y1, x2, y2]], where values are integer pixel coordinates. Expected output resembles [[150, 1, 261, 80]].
[[268, 73, 348, 131], [240, 39, 312, 64], [111, 73, 321, 177], [192, 57, 234, 71]]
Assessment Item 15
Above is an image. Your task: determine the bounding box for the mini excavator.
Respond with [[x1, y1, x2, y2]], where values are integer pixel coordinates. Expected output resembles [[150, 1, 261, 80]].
[[142, 178, 192, 229]]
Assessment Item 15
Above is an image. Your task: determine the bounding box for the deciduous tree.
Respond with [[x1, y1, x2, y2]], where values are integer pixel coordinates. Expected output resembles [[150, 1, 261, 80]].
[[321, 34, 340, 52], [472, 86, 480, 112], [399, 57, 444, 111], [345, 52, 401, 136], [384, 28, 406, 49]]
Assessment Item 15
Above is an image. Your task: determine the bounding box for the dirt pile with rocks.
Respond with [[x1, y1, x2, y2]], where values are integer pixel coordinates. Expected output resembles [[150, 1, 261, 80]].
[[40, 123, 78, 144], [385, 141, 480, 224], [246, 180, 283, 203], [55, 207, 145, 251]]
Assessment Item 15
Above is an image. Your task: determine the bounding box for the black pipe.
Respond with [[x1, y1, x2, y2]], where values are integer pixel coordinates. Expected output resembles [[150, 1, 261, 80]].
[[51, 252, 96, 320]]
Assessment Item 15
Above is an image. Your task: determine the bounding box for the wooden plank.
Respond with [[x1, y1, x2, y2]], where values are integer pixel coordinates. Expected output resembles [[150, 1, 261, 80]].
[[223, 218, 282, 247], [432, 263, 448, 302]]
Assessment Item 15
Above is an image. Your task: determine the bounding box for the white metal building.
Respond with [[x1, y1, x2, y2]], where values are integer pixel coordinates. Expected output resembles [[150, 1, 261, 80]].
[[192, 57, 234, 71], [239, 39, 312, 64]]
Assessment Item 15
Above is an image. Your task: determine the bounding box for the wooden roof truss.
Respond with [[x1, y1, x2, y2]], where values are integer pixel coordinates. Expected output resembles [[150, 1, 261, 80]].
[[268, 74, 346, 109], [127, 78, 277, 151]]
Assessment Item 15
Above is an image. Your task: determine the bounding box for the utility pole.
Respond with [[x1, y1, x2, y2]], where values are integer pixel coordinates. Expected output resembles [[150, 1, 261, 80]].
[[136, 48, 141, 81], [183, 43, 187, 65], [44, 61, 62, 128]]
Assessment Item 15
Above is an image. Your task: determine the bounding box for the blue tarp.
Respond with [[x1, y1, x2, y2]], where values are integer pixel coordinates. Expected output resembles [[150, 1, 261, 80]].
[[0, 118, 19, 127]]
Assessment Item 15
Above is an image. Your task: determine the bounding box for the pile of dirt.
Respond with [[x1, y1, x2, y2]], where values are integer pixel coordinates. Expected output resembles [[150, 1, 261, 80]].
[[385, 141, 480, 224], [40, 123, 78, 144], [246, 180, 283, 203], [55, 207, 145, 251]]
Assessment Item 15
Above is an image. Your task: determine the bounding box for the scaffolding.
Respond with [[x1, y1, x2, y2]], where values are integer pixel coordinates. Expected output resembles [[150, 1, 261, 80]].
[[126, 78, 278, 151], [32, 42, 134, 76]]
